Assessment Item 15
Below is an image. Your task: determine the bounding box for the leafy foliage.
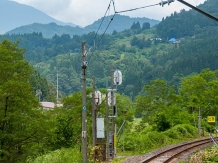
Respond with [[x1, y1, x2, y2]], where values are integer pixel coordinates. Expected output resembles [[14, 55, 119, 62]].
[[119, 124, 198, 153], [27, 148, 82, 163], [156, 0, 218, 38], [0, 40, 48, 163]]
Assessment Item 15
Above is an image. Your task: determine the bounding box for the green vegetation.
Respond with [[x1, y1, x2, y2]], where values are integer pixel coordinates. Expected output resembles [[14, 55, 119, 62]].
[[119, 124, 198, 155], [188, 146, 218, 163], [1, 0, 218, 162], [0, 40, 49, 163], [27, 148, 82, 163], [1, 39, 218, 163]]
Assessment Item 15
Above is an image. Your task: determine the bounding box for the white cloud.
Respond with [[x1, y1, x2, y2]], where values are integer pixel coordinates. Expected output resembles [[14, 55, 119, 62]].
[[12, 0, 206, 26]]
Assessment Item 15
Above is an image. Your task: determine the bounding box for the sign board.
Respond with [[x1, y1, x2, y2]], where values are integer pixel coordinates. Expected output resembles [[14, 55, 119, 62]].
[[207, 116, 216, 123], [107, 91, 116, 106], [114, 133, 117, 148], [114, 70, 122, 85], [97, 118, 105, 138]]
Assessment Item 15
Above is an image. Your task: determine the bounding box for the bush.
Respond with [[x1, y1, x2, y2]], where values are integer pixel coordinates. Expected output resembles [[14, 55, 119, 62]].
[[118, 124, 198, 154], [27, 148, 82, 163]]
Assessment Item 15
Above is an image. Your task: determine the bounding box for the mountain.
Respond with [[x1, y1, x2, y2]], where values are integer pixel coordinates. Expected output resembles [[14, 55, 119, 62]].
[[0, 0, 77, 34], [1, 0, 218, 97], [6, 14, 160, 38], [83, 14, 159, 34], [156, 0, 218, 38]]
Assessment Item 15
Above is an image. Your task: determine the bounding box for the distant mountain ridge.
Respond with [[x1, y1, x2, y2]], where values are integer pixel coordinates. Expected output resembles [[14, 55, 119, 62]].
[[6, 14, 160, 38], [1, 0, 159, 38], [0, 0, 77, 34]]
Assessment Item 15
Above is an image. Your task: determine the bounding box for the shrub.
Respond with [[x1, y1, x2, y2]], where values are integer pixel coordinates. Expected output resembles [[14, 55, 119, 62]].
[[27, 148, 82, 163]]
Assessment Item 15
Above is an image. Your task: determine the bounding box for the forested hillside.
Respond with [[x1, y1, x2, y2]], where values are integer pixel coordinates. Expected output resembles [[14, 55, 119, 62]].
[[156, 0, 218, 38], [1, 0, 218, 99]]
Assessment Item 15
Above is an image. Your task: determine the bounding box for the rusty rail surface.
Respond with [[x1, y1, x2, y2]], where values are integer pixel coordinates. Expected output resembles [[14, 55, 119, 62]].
[[140, 137, 217, 163]]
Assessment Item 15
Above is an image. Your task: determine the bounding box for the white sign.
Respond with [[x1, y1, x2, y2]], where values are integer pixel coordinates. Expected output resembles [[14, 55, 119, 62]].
[[97, 118, 105, 138]]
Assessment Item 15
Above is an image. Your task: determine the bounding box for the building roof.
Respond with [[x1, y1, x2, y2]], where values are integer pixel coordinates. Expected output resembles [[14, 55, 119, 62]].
[[40, 102, 63, 109], [169, 38, 176, 42]]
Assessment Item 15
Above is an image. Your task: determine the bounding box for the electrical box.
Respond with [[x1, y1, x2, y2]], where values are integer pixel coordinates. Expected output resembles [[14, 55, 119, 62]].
[[97, 118, 105, 138]]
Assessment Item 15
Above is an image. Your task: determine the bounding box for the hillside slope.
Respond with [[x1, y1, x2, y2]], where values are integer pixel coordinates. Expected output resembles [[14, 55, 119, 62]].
[[156, 0, 218, 38]]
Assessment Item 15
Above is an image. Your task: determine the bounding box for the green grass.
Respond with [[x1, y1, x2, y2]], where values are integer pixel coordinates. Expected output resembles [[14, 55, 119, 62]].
[[27, 148, 82, 163]]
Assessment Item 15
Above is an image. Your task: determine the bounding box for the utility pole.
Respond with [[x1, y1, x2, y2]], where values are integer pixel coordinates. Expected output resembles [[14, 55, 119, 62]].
[[56, 69, 59, 104], [92, 77, 97, 147], [106, 92, 110, 161], [110, 65, 115, 159], [198, 107, 201, 137], [81, 42, 88, 163]]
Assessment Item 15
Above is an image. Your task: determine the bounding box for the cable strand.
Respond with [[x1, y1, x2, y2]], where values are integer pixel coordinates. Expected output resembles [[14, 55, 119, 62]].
[[116, 3, 159, 14], [93, 0, 112, 40]]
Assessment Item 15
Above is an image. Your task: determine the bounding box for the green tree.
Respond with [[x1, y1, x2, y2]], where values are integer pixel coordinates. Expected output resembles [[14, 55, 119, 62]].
[[0, 40, 46, 163], [179, 69, 218, 117], [142, 22, 150, 30]]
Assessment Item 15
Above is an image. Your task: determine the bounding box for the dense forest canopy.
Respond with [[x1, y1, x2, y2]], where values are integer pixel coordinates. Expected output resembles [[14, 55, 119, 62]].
[[0, 0, 218, 99], [1, 0, 218, 161]]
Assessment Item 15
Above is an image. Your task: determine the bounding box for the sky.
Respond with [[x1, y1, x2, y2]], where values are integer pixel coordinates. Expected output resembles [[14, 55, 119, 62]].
[[12, 0, 206, 27]]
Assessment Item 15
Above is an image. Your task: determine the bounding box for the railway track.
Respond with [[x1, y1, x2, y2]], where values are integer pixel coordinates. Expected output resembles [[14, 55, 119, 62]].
[[121, 137, 218, 163]]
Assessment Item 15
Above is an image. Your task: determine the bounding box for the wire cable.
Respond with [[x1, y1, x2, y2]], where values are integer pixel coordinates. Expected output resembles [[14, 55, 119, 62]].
[[95, 14, 116, 50], [111, 0, 116, 13], [116, 3, 160, 14], [88, 1, 160, 61], [93, 0, 112, 41], [177, 0, 218, 22]]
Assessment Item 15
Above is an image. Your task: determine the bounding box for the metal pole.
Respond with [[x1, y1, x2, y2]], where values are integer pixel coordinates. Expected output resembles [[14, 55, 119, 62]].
[[81, 42, 87, 163], [92, 77, 96, 147], [198, 107, 201, 137]]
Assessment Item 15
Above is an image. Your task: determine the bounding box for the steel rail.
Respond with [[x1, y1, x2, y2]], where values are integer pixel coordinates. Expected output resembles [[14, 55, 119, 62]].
[[140, 137, 218, 163]]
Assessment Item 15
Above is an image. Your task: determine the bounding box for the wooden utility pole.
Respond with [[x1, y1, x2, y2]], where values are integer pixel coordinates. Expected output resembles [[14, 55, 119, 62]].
[[81, 42, 87, 163]]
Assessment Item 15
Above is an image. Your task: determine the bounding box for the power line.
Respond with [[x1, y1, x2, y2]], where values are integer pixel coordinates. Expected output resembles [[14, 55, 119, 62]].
[[87, 1, 159, 61], [115, 3, 159, 14], [94, 14, 116, 51], [177, 0, 218, 22], [111, 0, 116, 13], [93, 0, 113, 43]]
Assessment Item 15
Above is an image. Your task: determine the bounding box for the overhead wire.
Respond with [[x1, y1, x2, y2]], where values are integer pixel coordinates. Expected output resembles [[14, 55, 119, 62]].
[[177, 0, 218, 22], [111, 0, 116, 13], [87, 1, 159, 62], [94, 14, 116, 51], [115, 3, 160, 14], [87, 0, 218, 60], [86, 1, 159, 78], [93, 0, 112, 44]]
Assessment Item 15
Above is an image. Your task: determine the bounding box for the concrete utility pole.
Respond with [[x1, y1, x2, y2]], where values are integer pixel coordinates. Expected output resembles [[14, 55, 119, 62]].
[[198, 107, 201, 137], [111, 66, 116, 159], [81, 42, 88, 163], [56, 69, 59, 104], [110, 65, 115, 159], [92, 77, 97, 147], [106, 93, 110, 161]]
